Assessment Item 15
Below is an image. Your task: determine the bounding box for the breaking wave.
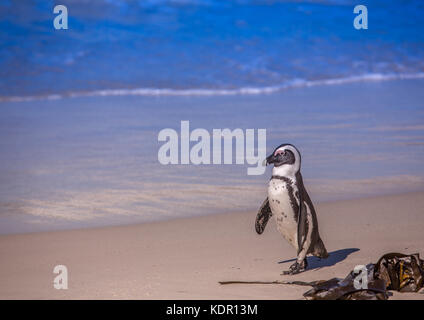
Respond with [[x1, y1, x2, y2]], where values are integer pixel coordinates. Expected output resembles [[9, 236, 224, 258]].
[[2, 72, 424, 103]]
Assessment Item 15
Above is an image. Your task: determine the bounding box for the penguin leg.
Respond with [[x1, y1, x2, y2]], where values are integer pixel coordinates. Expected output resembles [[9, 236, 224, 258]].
[[283, 240, 309, 275], [294, 239, 310, 271], [282, 212, 313, 275]]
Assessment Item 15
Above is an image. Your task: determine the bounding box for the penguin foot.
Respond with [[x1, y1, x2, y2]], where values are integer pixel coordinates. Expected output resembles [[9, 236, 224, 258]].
[[281, 260, 308, 275]]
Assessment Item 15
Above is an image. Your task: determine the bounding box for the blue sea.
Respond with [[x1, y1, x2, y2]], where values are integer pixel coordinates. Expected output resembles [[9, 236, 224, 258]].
[[1, 0, 424, 99], [1, 1, 424, 234]]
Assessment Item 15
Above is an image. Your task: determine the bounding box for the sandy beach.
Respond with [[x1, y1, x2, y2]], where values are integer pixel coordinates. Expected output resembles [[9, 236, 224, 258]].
[[1, 191, 423, 300]]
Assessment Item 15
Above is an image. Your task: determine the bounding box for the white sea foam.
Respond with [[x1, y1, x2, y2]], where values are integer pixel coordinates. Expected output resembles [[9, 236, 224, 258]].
[[2, 72, 424, 103]]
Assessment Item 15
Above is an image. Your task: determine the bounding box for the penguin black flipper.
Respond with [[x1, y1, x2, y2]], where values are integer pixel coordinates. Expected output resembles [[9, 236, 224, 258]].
[[255, 198, 272, 234]]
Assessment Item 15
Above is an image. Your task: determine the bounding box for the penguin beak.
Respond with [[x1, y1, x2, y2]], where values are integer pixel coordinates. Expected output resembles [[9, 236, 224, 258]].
[[264, 153, 275, 166]]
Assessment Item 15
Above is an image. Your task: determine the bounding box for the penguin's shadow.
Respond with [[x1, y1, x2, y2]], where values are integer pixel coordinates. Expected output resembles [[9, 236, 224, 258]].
[[278, 248, 360, 271]]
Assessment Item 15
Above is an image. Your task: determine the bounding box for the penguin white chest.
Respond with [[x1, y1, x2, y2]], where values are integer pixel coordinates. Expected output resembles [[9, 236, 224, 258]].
[[268, 179, 299, 250]]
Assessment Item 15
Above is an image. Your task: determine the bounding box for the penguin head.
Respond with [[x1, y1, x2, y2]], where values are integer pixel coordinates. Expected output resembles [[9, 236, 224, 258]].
[[265, 144, 301, 176]]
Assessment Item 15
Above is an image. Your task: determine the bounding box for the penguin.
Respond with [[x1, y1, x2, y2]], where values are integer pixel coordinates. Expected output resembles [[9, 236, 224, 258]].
[[255, 143, 328, 275]]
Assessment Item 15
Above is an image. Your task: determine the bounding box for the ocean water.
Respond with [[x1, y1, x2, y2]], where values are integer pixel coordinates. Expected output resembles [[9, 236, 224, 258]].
[[1, 1, 424, 234], [1, 0, 424, 99]]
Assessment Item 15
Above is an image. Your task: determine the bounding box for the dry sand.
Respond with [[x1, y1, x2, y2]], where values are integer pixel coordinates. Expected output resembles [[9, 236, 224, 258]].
[[1, 192, 424, 300]]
